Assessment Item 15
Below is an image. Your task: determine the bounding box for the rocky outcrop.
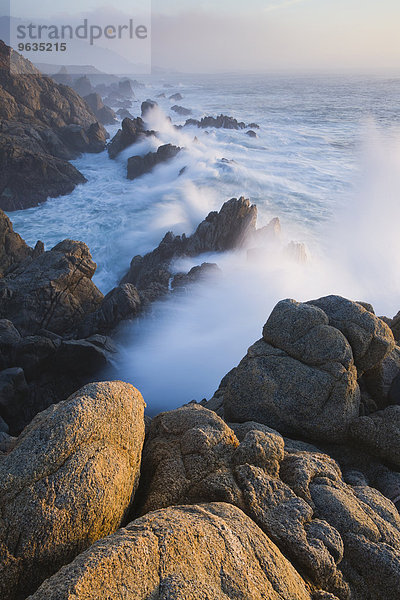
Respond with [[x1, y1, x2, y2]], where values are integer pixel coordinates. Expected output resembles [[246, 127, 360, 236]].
[[83, 93, 117, 125], [350, 406, 400, 468], [171, 104, 192, 116], [185, 114, 248, 130], [77, 283, 141, 338], [127, 143, 182, 180], [136, 405, 348, 598], [169, 92, 183, 101], [0, 331, 117, 435], [141, 99, 158, 116], [137, 403, 400, 599], [171, 262, 220, 289], [0, 209, 36, 276], [107, 116, 149, 159], [0, 381, 145, 600], [0, 41, 107, 210], [307, 296, 394, 375], [220, 299, 361, 442], [121, 197, 257, 302], [29, 503, 314, 600], [0, 239, 103, 336]]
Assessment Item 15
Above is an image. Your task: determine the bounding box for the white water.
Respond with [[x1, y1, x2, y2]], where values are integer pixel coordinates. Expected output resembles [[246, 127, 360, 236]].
[[9, 74, 400, 413]]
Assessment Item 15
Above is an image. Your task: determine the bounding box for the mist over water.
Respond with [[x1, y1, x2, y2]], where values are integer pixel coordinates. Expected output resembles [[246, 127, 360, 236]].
[[9, 74, 400, 413]]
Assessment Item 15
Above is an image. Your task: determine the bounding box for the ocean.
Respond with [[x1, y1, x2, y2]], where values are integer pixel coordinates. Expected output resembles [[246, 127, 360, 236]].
[[10, 73, 400, 412]]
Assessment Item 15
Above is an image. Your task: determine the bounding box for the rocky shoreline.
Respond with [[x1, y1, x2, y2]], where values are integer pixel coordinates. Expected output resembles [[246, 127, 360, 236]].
[[1, 40, 400, 600], [0, 200, 400, 598]]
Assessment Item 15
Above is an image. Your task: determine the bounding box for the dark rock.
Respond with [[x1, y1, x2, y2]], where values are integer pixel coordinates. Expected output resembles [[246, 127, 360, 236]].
[[171, 263, 220, 289], [78, 283, 141, 337], [0, 239, 103, 336], [107, 117, 148, 159], [156, 92, 166, 98], [0, 367, 30, 433], [0, 209, 34, 276], [121, 197, 257, 301], [127, 143, 182, 180], [116, 108, 133, 119], [391, 311, 400, 342], [0, 319, 21, 369], [86, 122, 108, 151], [246, 129, 258, 138], [0, 42, 107, 210], [350, 406, 400, 468], [169, 92, 183, 101], [363, 346, 400, 408], [185, 114, 247, 130], [83, 93, 117, 125], [0, 137, 87, 210], [0, 415, 8, 433], [171, 104, 192, 116], [248, 122, 260, 129], [141, 99, 158, 116]]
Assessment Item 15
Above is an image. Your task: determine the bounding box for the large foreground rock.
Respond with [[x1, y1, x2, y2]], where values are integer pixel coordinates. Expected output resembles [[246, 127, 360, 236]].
[[222, 299, 361, 443], [308, 296, 394, 375], [0, 239, 103, 336], [138, 404, 400, 600], [29, 503, 313, 600], [137, 405, 348, 598], [0, 381, 145, 600]]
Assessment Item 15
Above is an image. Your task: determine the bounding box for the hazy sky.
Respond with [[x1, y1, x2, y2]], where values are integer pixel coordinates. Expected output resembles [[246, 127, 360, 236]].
[[7, 0, 400, 73], [151, 0, 400, 73]]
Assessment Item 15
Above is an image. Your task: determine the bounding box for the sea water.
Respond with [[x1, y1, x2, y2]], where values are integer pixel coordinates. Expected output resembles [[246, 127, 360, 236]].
[[10, 73, 400, 412]]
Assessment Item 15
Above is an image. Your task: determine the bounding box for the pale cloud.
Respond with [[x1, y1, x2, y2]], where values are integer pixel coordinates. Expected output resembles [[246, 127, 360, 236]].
[[264, 0, 311, 12]]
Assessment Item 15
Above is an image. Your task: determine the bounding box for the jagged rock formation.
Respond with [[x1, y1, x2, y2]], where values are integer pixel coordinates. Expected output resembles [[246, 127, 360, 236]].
[[127, 143, 182, 180], [121, 197, 257, 303], [141, 99, 158, 116], [0, 210, 37, 276], [107, 116, 150, 159], [171, 262, 220, 289], [0, 381, 145, 600], [0, 41, 107, 210], [185, 114, 257, 130], [0, 213, 143, 432], [171, 104, 192, 116], [77, 283, 141, 338], [29, 503, 314, 600], [83, 93, 117, 125], [0, 239, 102, 337]]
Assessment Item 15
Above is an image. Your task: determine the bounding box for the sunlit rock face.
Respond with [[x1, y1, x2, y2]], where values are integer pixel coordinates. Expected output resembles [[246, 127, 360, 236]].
[[0, 381, 145, 600]]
